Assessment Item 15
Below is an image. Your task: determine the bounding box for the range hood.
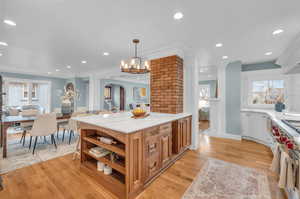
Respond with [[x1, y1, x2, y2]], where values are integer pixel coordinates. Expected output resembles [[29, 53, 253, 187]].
[[276, 34, 300, 74]]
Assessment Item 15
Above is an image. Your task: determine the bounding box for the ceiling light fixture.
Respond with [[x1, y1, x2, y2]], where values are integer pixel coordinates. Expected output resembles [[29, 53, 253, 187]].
[[215, 43, 223, 47], [265, 52, 273, 56], [81, 60, 87, 64], [0, 41, 8, 46], [103, 52, 110, 56], [47, 72, 52, 75], [272, 29, 284, 35], [173, 12, 184, 20], [3, 19, 16, 26], [120, 39, 150, 74], [66, 65, 71, 69], [0, 53, 2, 56], [222, 55, 228, 59], [55, 69, 60, 72]]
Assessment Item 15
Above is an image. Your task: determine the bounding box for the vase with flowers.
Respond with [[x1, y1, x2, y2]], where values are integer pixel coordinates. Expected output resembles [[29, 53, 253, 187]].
[[61, 83, 78, 115]]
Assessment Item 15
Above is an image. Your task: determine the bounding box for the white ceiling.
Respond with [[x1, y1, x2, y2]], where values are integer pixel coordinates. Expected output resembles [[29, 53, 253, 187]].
[[1, 0, 300, 78]]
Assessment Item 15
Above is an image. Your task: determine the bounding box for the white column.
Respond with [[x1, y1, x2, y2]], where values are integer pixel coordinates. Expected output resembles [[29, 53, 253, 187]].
[[184, 54, 199, 150], [88, 75, 100, 111]]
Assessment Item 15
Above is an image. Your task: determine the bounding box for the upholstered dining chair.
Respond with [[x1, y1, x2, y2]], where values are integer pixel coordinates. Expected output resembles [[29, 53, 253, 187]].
[[60, 112, 86, 144], [71, 113, 93, 160], [19, 109, 40, 146], [28, 113, 57, 154]]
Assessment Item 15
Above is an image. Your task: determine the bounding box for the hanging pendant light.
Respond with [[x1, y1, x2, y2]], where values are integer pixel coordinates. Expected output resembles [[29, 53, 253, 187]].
[[120, 39, 150, 74]]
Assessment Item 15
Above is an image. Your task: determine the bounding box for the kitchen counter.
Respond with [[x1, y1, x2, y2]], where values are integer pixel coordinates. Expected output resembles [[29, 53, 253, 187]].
[[241, 108, 300, 140], [72, 111, 192, 134]]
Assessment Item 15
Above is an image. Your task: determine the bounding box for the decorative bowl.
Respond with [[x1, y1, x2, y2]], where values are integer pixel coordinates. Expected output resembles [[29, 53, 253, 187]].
[[131, 108, 147, 117]]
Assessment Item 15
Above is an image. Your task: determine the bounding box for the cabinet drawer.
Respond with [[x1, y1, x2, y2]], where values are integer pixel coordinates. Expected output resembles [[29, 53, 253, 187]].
[[159, 123, 172, 133], [144, 126, 159, 137]]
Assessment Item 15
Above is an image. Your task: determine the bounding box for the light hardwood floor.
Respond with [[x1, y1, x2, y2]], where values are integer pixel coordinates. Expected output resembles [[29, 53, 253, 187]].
[[0, 134, 286, 199]]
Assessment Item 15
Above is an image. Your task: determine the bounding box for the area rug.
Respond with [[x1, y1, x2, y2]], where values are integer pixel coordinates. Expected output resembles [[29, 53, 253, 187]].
[[182, 158, 271, 199], [0, 131, 78, 174]]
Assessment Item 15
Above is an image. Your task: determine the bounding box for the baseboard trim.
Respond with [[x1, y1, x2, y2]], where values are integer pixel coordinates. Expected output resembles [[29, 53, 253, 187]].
[[202, 130, 241, 140]]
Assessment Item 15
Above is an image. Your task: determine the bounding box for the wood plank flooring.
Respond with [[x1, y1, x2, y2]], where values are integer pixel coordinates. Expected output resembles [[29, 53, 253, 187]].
[[0, 134, 286, 199]]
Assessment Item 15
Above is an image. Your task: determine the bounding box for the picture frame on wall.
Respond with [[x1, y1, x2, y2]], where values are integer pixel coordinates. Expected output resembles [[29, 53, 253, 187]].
[[133, 87, 147, 101]]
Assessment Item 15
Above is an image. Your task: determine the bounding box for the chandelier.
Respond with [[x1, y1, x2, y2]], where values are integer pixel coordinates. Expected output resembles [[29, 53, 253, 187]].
[[120, 39, 150, 74]]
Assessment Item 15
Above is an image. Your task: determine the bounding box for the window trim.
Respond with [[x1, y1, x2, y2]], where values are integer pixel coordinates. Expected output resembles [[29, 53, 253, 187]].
[[246, 76, 285, 108]]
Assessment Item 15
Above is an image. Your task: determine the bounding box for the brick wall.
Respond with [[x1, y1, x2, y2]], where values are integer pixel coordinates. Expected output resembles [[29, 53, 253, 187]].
[[150, 55, 183, 114]]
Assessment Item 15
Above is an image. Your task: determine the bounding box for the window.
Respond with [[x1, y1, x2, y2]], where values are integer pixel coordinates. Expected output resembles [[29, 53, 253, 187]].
[[22, 83, 38, 100], [22, 83, 29, 99], [104, 86, 112, 99], [250, 80, 284, 105], [32, 83, 38, 100]]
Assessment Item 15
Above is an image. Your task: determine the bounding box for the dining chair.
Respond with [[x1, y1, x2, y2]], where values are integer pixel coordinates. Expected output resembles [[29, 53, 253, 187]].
[[60, 112, 84, 144], [72, 113, 93, 160], [19, 109, 40, 146], [28, 113, 57, 154]]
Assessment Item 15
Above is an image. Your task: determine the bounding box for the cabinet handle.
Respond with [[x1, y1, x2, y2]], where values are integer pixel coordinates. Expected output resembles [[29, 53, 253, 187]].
[[149, 162, 157, 171], [148, 143, 157, 153]]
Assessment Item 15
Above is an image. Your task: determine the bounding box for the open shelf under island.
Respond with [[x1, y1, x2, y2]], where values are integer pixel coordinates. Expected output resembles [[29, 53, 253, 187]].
[[73, 112, 192, 199]]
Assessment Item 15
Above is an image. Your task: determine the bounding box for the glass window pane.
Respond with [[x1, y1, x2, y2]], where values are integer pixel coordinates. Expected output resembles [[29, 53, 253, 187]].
[[251, 80, 284, 105]]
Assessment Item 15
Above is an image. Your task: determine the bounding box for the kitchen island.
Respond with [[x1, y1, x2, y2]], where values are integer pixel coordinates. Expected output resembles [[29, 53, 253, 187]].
[[73, 112, 192, 199]]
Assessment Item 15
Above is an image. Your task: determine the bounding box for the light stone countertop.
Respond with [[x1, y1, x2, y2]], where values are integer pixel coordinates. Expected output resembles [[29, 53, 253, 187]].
[[241, 108, 300, 140], [72, 112, 192, 134]]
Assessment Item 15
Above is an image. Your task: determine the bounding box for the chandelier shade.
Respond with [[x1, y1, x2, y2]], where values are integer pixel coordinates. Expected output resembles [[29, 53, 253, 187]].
[[120, 39, 150, 74]]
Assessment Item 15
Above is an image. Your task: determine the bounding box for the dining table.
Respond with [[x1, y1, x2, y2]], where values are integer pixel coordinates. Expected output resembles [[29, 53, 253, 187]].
[[0, 113, 71, 158]]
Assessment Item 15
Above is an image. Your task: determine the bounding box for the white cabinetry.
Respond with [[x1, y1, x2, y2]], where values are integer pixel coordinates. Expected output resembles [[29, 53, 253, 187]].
[[241, 112, 272, 146]]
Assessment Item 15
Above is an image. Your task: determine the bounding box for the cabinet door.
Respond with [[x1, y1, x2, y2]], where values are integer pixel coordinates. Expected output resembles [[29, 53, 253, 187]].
[[181, 119, 187, 148], [172, 120, 181, 154], [160, 132, 172, 167], [129, 132, 143, 193]]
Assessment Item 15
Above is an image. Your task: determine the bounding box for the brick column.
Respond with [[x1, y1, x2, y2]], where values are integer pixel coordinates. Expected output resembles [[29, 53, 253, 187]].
[[150, 55, 183, 114]]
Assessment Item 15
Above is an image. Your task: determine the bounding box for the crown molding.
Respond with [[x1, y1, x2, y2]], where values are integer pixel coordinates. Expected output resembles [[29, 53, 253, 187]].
[[0, 64, 74, 79]]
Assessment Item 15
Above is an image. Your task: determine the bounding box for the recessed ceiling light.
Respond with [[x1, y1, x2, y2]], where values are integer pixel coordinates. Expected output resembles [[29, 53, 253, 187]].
[[215, 43, 223, 47], [3, 19, 16, 26], [47, 72, 52, 75], [222, 55, 228, 59], [55, 69, 60, 72], [265, 52, 273, 56], [272, 29, 284, 35], [81, 60, 87, 64], [0, 53, 2, 56], [0, 41, 8, 46], [173, 12, 184, 20], [66, 65, 71, 69], [103, 52, 110, 56]]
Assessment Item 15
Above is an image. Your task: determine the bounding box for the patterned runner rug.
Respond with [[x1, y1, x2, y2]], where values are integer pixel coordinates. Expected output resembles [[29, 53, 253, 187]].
[[182, 158, 271, 199]]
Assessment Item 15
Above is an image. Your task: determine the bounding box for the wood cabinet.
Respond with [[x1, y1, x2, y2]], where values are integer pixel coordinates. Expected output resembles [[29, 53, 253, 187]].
[[129, 133, 143, 193], [173, 117, 192, 154], [143, 127, 160, 182], [159, 125, 172, 167], [79, 115, 192, 199]]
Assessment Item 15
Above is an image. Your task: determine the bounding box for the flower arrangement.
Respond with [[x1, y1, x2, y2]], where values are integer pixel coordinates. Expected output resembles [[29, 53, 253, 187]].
[[61, 89, 78, 103]]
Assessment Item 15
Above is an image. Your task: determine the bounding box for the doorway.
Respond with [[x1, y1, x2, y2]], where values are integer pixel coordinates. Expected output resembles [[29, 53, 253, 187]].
[[198, 84, 210, 131], [103, 84, 126, 111]]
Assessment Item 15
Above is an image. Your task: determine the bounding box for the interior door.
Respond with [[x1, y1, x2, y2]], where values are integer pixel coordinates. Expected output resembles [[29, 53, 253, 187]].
[[120, 87, 125, 111]]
